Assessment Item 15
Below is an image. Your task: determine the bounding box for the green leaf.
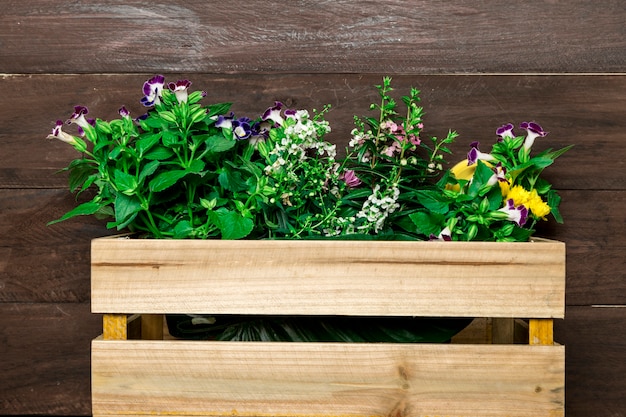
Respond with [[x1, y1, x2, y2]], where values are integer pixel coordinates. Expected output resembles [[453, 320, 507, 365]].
[[216, 210, 254, 239], [485, 186, 504, 211], [162, 130, 180, 147], [66, 159, 96, 192], [409, 211, 445, 236], [108, 146, 124, 161], [205, 134, 236, 153], [158, 110, 177, 123], [206, 103, 233, 118], [138, 160, 160, 184], [47, 201, 103, 225], [114, 193, 142, 229], [187, 159, 206, 174], [137, 133, 162, 156], [173, 220, 193, 239], [114, 169, 138, 195], [468, 160, 495, 196], [141, 116, 166, 130], [144, 146, 175, 161], [113, 169, 136, 194], [218, 167, 247, 192], [149, 170, 188, 192], [415, 190, 450, 214], [547, 190, 564, 223], [234, 158, 263, 178]]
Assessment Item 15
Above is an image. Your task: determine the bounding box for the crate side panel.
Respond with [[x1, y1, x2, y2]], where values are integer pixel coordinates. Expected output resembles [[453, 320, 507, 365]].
[[92, 340, 564, 417], [91, 239, 565, 317]]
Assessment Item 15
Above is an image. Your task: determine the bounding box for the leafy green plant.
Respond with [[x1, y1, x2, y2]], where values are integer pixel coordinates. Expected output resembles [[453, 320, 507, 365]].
[[48, 75, 570, 242], [47, 75, 571, 341]]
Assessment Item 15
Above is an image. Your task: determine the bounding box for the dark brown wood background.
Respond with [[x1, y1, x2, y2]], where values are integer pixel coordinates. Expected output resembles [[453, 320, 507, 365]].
[[1, 1, 624, 416]]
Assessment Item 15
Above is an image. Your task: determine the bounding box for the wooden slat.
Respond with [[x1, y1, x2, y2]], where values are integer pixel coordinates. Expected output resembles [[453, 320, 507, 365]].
[[92, 340, 564, 417], [102, 314, 128, 340], [0, 188, 112, 303], [0, 302, 101, 415], [3, 74, 625, 191], [529, 319, 554, 346], [555, 306, 626, 416], [3, 189, 624, 306], [91, 238, 565, 318], [0, 1, 623, 74]]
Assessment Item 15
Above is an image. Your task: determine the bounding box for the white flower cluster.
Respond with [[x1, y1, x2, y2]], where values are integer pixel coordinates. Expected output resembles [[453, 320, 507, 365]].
[[356, 184, 400, 233], [348, 128, 373, 163], [264, 112, 334, 175], [322, 216, 357, 237], [349, 128, 373, 147], [321, 184, 401, 236]]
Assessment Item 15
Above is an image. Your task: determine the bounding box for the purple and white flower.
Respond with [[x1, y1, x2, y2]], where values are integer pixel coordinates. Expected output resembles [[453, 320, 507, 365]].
[[499, 199, 528, 227], [520, 121, 547, 151], [140, 75, 165, 107], [429, 226, 452, 241], [118, 106, 130, 118], [66, 105, 91, 130], [486, 162, 508, 187], [48, 120, 77, 144], [232, 118, 252, 140], [467, 141, 496, 165], [215, 113, 235, 130], [496, 123, 515, 140], [168, 79, 192, 103], [262, 101, 285, 126], [47, 120, 87, 152]]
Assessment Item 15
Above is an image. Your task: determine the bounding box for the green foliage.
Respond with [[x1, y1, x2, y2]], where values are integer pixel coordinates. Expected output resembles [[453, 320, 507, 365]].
[[48, 76, 570, 242]]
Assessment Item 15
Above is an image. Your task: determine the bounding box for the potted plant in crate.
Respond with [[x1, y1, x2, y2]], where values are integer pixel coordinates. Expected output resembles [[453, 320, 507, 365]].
[[48, 75, 570, 416], [48, 75, 569, 343]]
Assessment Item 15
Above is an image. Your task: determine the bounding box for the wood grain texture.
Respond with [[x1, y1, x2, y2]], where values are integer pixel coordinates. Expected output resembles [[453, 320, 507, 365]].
[[91, 238, 565, 318], [0, 302, 102, 415], [555, 306, 626, 417], [92, 340, 564, 417], [3, 189, 623, 306], [0, 189, 114, 303], [0, 1, 623, 74], [1, 1, 625, 414]]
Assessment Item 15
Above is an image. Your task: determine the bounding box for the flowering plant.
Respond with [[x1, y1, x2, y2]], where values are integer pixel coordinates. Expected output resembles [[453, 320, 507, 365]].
[[47, 75, 570, 342], [48, 75, 570, 243]]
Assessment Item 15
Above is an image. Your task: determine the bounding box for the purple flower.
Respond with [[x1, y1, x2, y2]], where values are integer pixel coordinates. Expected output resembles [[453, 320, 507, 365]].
[[140, 75, 165, 107], [118, 106, 130, 118], [499, 199, 528, 227], [48, 120, 76, 144], [215, 112, 235, 130], [168, 79, 192, 103], [66, 105, 90, 129], [262, 101, 284, 126], [467, 141, 496, 165], [47, 120, 86, 152], [520, 121, 547, 151], [249, 121, 271, 146], [232, 119, 252, 140], [486, 163, 509, 187], [284, 108, 298, 119], [339, 170, 362, 188], [496, 123, 515, 140], [65, 105, 95, 138], [429, 227, 452, 241]]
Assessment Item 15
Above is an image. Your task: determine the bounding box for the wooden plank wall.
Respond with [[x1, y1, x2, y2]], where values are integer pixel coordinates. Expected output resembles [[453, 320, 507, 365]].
[[1, 1, 624, 415]]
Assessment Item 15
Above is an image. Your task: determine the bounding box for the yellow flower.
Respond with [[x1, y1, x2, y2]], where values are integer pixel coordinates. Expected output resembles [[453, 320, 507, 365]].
[[527, 189, 551, 219], [506, 185, 551, 219]]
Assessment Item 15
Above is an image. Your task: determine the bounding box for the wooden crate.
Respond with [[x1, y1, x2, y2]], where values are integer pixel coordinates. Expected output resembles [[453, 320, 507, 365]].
[[91, 237, 565, 417]]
